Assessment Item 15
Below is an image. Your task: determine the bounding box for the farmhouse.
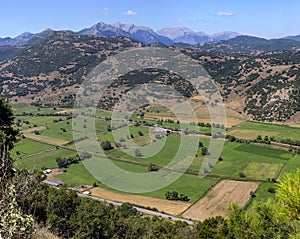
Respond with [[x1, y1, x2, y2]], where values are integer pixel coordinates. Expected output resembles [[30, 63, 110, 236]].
[[43, 169, 52, 174], [154, 126, 168, 133], [42, 180, 62, 187]]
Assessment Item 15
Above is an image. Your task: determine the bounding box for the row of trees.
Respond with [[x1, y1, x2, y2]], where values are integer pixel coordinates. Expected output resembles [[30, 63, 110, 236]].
[[56, 152, 92, 168], [165, 191, 190, 202]]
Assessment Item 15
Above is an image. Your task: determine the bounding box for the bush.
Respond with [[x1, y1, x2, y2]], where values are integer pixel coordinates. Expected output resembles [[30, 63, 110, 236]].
[[101, 140, 113, 151], [267, 188, 276, 193]]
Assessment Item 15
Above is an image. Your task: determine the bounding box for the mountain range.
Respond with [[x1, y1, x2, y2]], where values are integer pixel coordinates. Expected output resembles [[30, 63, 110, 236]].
[[0, 22, 241, 46], [2, 22, 300, 48], [0, 29, 300, 122]]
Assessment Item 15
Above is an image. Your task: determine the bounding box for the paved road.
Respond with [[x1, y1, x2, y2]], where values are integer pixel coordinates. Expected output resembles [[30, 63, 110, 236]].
[[78, 193, 195, 225]]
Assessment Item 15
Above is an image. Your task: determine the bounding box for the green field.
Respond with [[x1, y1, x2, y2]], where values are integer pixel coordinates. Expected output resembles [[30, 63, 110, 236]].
[[249, 182, 277, 205], [229, 121, 300, 141], [211, 142, 293, 179], [14, 148, 77, 170], [243, 162, 283, 179], [55, 159, 219, 203], [11, 106, 300, 211], [280, 154, 300, 176], [13, 104, 66, 116], [16, 116, 69, 130], [11, 139, 54, 158]]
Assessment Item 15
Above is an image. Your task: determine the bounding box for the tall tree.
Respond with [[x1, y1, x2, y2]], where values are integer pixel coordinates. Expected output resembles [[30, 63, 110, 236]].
[[0, 97, 18, 182]]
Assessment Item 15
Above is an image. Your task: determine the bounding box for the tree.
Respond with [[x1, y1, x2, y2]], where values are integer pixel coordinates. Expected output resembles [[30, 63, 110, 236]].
[[134, 148, 143, 158], [0, 97, 35, 238], [198, 141, 204, 147], [101, 140, 113, 151], [119, 203, 138, 218], [196, 216, 228, 239], [0, 97, 19, 182], [0, 185, 35, 238], [226, 169, 300, 238], [148, 163, 159, 172], [276, 168, 300, 220], [201, 147, 208, 155], [257, 135, 262, 140]]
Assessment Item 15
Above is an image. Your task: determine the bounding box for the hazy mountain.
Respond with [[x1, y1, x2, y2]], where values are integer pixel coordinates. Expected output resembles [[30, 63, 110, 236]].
[[282, 34, 300, 42], [157, 27, 210, 45], [157, 27, 240, 45], [210, 31, 241, 42], [0, 32, 35, 46], [195, 35, 300, 54], [78, 22, 173, 45]]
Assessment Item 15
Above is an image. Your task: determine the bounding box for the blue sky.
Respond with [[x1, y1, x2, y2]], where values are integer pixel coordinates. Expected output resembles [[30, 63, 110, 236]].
[[1, 0, 300, 38]]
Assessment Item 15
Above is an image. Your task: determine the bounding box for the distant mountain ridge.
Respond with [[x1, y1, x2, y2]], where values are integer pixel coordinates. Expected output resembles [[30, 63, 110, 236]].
[[2, 22, 300, 47], [157, 27, 240, 45], [195, 35, 300, 54], [0, 29, 300, 121], [0, 32, 35, 46], [78, 22, 173, 45], [0, 22, 242, 47]]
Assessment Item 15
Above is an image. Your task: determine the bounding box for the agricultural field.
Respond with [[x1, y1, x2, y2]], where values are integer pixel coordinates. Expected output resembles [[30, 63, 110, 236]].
[[10, 139, 54, 158], [228, 121, 300, 141], [12, 103, 66, 116], [182, 180, 259, 221], [211, 142, 293, 179], [14, 148, 77, 170], [91, 187, 191, 215], [11, 105, 300, 222]]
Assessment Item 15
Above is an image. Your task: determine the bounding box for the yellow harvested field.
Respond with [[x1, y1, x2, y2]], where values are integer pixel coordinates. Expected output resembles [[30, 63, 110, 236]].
[[90, 187, 191, 215], [182, 180, 259, 221]]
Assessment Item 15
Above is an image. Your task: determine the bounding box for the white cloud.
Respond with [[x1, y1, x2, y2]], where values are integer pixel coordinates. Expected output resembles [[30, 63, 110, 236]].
[[216, 11, 233, 16], [103, 8, 109, 17], [124, 10, 137, 16]]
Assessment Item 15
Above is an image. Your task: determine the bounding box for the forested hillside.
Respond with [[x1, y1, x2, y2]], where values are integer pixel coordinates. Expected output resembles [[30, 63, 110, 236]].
[[0, 30, 300, 122]]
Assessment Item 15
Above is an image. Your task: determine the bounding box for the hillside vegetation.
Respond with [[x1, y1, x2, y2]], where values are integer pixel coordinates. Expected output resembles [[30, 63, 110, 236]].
[[0, 30, 300, 122]]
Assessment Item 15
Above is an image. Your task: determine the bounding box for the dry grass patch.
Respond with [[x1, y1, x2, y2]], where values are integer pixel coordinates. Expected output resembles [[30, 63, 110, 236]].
[[56, 109, 73, 114], [91, 187, 191, 215], [243, 162, 283, 180], [182, 180, 259, 221]]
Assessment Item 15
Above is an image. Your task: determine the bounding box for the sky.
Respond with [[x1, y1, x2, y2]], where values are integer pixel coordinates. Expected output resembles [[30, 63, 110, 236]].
[[1, 0, 300, 38]]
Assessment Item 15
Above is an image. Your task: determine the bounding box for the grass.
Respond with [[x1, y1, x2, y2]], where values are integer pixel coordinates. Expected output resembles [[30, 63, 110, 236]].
[[55, 157, 219, 203], [228, 121, 300, 141], [56, 159, 149, 186], [9, 107, 300, 209], [280, 154, 300, 177], [13, 105, 66, 116], [248, 182, 277, 206], [243, 162, 283, 179], [55, 161, 98, 185], [14, 148, 77, 170], [10, 139, 53, 158], [16, 116, 68, 130], [141, 174, 219, 203], [211, 142, 293, 179]]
